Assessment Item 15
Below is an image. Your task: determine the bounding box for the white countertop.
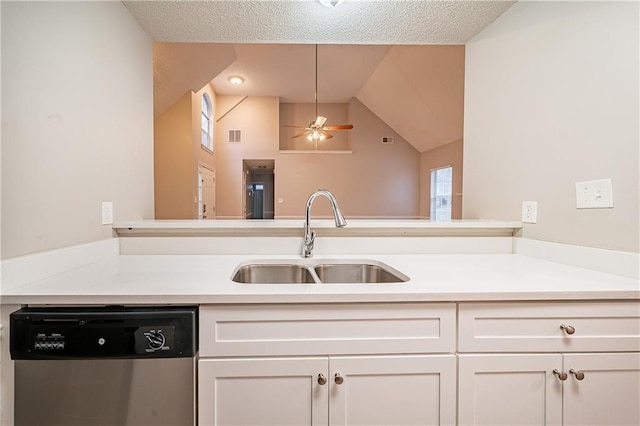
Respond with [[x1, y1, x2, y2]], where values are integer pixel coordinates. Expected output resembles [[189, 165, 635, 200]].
[[2, 253, 638, 305]]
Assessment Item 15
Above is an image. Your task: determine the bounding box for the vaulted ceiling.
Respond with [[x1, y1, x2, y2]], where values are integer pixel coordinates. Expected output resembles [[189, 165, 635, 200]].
[[125, 1, 515, 153]]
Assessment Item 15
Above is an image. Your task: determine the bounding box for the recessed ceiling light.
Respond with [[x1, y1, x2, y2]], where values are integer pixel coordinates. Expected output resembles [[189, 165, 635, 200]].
[[318, 0, 346, 7], [228, 76, 244, 86]]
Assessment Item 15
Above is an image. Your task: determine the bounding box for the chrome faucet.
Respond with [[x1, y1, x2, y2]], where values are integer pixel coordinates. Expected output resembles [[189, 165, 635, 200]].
[[302, 189, 347, 258]]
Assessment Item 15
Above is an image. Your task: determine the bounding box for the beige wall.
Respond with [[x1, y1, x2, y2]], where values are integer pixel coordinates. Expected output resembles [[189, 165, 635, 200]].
[[1, 1, 154, 259], [420, 140, 463, 219], [463, 1, 639, 252], [154, 92, 194, 219], [215, 96, 280, 219], [214, 95, 420, 219], [154, 84, 216, 219], [275, 98, 419, 219]]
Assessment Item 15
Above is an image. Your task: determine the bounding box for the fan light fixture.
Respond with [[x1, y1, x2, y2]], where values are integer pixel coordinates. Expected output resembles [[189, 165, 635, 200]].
[[281, 45, 353, 148], [307, 130, 326, 142], [228, 76, 244, 86], [318, 0, 346, 7]]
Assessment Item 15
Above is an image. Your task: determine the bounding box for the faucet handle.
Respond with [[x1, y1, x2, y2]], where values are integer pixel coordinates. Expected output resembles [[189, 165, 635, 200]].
[[303, 231, 316, 258]]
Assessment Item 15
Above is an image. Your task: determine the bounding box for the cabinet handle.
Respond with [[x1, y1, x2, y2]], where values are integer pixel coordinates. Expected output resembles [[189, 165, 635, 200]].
[[334, 373, 344, 385], [569, 369, 585, 381], [553, 369, 568, 381], [317, 373, 327, 385], [560, 324, 576, 335]]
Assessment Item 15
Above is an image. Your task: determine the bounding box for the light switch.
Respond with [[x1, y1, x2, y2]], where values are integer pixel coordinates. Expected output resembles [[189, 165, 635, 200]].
[[575, 179, 613, 209], [102, 201, 113, 225]]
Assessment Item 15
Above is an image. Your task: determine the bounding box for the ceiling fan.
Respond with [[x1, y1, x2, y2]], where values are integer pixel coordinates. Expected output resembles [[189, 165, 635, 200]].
[[282, 44, 353, 147]]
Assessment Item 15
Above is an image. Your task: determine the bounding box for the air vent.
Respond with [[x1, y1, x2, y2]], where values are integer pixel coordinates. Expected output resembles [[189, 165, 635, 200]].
[[381, 136, 394, 144], [228, 129, 242, 143]]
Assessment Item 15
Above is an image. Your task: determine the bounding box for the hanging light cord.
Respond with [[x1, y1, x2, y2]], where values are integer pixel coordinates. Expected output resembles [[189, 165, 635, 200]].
[[314, 44, 318, 120]]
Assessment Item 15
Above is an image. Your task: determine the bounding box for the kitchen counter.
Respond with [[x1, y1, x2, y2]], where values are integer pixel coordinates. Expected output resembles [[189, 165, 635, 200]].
[[113, 219, 522, 237], [2, 252, 638, 305]]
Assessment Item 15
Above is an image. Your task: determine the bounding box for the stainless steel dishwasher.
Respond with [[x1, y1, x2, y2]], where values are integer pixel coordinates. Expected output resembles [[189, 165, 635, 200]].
[[10, 306, 198, 426]]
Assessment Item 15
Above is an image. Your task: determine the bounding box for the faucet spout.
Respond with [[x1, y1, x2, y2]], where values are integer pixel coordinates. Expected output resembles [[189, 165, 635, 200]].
[[302, 189, 346, 258]]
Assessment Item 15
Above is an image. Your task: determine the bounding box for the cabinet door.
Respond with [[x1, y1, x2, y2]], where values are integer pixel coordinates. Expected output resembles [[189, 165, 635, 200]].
[[329, 355, 456, 426], [198, 357, 329, 426], [458, 354, 563, 426], [563, 353, 640, 426]]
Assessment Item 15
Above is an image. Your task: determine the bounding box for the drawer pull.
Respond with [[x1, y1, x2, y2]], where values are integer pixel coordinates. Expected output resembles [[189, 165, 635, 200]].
[[569, 369, 585, 381], [560, 324, 576, 335], [317, 373, 327, 385], [553, 369, 568, 381], [334, 373, 344, 385]]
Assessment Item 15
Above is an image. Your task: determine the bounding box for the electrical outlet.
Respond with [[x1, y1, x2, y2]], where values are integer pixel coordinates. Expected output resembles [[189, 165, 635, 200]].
[[102, 202, 113, 225], [575, 179, 613, 209], [522, 201, 537, 224]]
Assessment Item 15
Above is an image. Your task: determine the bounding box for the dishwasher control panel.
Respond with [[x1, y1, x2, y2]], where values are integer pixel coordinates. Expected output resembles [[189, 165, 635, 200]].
[[34, 333, 66, 350], [10, 306, 197, 360]]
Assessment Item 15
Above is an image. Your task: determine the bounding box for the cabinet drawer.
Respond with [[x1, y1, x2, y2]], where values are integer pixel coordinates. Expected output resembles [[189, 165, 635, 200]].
[[459, 301, 640, 352], [200, 303, 456, 357]]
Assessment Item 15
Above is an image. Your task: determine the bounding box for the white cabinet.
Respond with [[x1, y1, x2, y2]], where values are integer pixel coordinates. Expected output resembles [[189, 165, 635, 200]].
[[458, 301, 640, 353], [199, 355, 456, 426], [199, 357, 329, 426], [198, 303, 458, 426], [198, 300, 640, 426], [329, 355, 456, 426], [200, 303, 456, 357], [458, 354, 563, 426], [562, 353, 640, 426], [458, 302, 640, 426], [458, 353, 640, 426]]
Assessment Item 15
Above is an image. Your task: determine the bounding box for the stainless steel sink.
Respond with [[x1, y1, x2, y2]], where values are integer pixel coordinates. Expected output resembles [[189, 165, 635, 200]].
[[232, 264, 316, 284], [232, 260, 409, 284], [313, 263, 408, 283]]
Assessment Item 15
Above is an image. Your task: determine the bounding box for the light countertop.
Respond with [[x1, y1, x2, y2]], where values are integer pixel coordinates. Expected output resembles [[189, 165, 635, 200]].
[[113, 219, 522, 238], [2, 253, 638, 305]]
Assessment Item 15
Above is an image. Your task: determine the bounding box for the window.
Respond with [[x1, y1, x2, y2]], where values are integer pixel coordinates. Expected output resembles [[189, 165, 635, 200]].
[[201, 93, 213, 151], [430, 166, 452, 221]]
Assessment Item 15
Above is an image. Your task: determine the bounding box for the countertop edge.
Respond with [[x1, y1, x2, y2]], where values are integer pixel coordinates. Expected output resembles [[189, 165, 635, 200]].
[[113, 220, 522, 238], [3, 291, 639, 306]]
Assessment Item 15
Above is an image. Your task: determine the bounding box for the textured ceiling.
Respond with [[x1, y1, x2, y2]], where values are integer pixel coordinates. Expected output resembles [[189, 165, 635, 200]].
[[123, 0, 516, 45]]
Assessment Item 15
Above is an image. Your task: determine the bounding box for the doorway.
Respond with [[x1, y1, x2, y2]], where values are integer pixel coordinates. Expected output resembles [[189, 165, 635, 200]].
[[430, 166, 452, 221], [247, 183, 264, 219], [242, 160, 275, 219], [198, 164, 216, 220]]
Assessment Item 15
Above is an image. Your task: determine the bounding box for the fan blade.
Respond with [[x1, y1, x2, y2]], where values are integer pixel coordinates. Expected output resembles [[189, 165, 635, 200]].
[[292, 132, 309, 139], [283, 125, 307, 128], [322, 131, 334, 139], [323, 124, 353, 130]]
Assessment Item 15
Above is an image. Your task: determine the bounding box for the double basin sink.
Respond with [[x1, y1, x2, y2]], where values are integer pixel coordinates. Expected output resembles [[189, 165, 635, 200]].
[[232, 259, 409, 284]]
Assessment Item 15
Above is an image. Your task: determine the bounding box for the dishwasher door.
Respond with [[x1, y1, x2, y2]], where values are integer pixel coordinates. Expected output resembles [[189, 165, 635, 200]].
[[10, 306, 198, 426], [15, 357, 195, 426]]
